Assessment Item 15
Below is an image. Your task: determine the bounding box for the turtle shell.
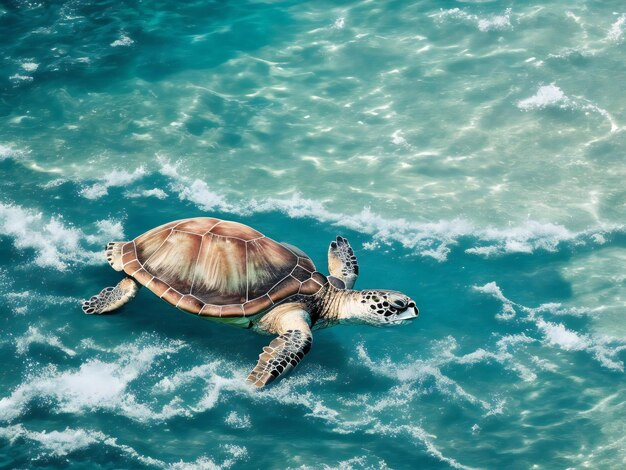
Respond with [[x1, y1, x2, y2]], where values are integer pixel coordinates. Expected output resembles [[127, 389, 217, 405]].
[[120, 218, 327, 318]]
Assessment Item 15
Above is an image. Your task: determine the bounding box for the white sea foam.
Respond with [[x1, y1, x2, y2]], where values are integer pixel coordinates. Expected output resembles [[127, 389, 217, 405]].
[[431, 8, 513, 32], [85, 218, 125, 244], [0, 144, 28, 161], [4, 157, 564, 266], [0, 424, 104, 457], [579, 100, 620, 133], [20, 61, 39, 72], [531, 302, 593, 317], [472, 282, 516, 319], [133, 353, 345, 430], [391, 129, 409, 147], [536, 319, 589, 351], [473, 281, 626, 371], [0, 145, 13, 160], [40, 178, 67, 189], [517, 84, 568, 110], [439, 334, 537, 382], [371, 423, 474, 470], [79, 166, 146, 199], [187, 363, 341, 423], [15, 326, 76, 356], [477, 8, 512, 32], [0, 202, 83, 270], [291, 455, 390, 470], [333, 17, 345, 29], [0, 202, 124, 270], [110, 34, 134, 47], [517, 84, 620, 132], [154, 362, 221, 393], [9, 73, 33, 82], [605, 14, 625, 43], [0, 337, 188, 423], [124, 188, 169, 199], [224, 411, 251, 429], [356, 344, 499, 414], [0, 424, 247, 468], [5, 291, 81, 312], [173, 178, 231, 212]]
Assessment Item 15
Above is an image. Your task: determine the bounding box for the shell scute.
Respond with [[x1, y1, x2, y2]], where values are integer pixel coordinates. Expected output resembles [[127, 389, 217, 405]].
[[300, 278, 324, 296], [267, 276, 301, 303], [312, 272, 328, 286], [291, 265, 312, 281], [221, 304, 245, 317], [124, 260, 142, 275], [200, 304, 221, 316], [177, 295, 204, 314], [163, 288, 183, 305], [210, 221, 262, 241], [246, 237, 297, 301], [148, 278, 170, 297], [176, 218, 221, 235], [143, 230, 202, 294], [243, 295, 273, 316], [192, 234, 247, 304], [132, 268, 152, 286], [297, 257, 316, 273], [122, 251, 136, 266], [135, 227, 172, 262]]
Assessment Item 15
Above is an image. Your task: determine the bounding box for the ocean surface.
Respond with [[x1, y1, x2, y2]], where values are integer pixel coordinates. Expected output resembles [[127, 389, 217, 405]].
[[1, 0, 625, 468]]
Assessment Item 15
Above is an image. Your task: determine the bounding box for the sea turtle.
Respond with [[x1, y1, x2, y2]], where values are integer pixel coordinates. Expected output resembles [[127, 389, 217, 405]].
[[82, 217, 419, 387]]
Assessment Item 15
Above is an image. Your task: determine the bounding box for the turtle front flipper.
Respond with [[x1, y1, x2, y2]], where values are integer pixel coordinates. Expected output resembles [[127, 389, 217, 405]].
[[327, 236, 359, 289], [82, 277, 139, 314], [247, 307, 312, 387]]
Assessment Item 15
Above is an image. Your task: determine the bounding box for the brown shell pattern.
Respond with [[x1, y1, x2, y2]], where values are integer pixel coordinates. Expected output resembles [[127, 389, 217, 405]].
[[121, 218, 326, 317]]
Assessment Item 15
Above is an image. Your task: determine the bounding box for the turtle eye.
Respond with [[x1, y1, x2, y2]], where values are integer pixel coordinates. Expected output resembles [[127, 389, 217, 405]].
[[390, 299, 407, 309]]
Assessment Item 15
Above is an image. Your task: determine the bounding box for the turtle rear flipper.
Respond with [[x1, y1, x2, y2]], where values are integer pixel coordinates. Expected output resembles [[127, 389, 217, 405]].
[[106, 241, 125, 271], [82, 277, 139, 314]]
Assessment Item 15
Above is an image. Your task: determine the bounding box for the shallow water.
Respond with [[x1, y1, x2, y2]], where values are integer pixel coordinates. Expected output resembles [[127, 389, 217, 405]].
[[1, 1, 625, 468]]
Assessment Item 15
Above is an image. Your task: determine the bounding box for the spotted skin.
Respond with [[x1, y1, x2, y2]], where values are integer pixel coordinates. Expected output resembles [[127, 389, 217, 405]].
[[328, 236, 358, 289], [358, 290, 418, 323], [82, 277, 139, 314]]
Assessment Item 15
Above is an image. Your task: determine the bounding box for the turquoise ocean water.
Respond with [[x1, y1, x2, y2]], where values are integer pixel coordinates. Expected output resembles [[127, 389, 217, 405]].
[[1, 0, 626, 468]]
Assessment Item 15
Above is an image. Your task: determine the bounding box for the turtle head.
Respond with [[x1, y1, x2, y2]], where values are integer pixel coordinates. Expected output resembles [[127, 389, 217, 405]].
[[351, 289, 419, 326]]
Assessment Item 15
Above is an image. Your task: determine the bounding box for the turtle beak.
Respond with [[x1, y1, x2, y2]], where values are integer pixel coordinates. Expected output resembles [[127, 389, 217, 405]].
[[394, 303, 419, 321]]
